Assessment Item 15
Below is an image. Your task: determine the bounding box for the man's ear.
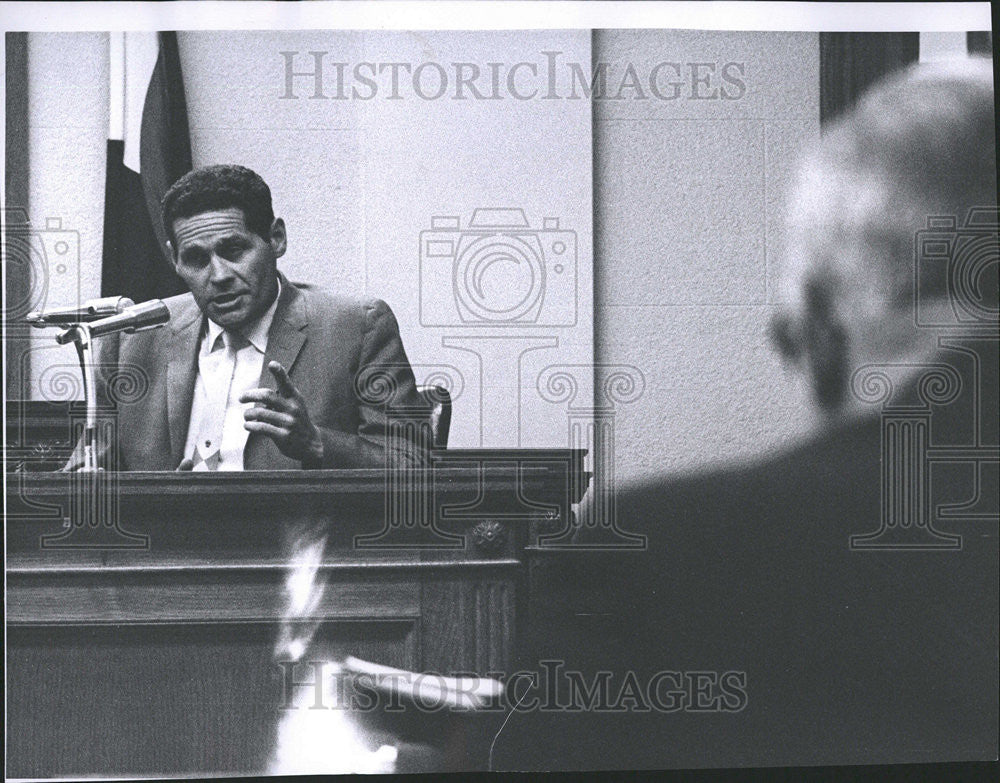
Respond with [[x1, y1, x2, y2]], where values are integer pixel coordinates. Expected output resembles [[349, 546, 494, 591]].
[[769, 310, 802, 365], [802, 280, 850, 411], [165, 240, 177, 266], [269, 218, 287, 259]]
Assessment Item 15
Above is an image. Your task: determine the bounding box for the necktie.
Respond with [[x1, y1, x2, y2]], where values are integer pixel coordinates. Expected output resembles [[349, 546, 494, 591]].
[[190, 329, 245, 471]]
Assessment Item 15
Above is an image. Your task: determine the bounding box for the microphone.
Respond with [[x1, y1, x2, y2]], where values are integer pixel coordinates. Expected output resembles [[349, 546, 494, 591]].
[[56, 300, 170, 344], [26, 296, 135, 326]]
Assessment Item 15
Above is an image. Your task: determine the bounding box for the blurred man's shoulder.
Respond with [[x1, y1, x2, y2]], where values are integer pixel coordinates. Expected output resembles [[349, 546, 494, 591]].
[[622, 412, 883, 530]]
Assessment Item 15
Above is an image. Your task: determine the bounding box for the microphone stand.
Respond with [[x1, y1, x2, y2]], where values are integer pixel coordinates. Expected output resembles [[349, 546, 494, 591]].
[[31, 299, 168, 473], [27, 299, 165, 546], [55, 323, 100, 472]]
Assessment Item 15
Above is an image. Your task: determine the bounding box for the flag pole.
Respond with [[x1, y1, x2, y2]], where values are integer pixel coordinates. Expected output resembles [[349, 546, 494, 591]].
[[109, 32, 125, 142]]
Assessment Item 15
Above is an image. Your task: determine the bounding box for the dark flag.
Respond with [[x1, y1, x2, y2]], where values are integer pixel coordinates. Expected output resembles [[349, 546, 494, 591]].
[[101, 31, 191, 302]]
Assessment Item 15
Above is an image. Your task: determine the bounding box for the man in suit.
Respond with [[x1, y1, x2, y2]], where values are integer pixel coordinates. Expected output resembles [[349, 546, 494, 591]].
[[500, 59, 997, 770], [68, 164, 428, 471]]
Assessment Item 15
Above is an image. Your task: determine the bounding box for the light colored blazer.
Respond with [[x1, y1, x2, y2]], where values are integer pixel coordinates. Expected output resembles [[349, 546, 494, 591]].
[[67, 274, 429, 470]]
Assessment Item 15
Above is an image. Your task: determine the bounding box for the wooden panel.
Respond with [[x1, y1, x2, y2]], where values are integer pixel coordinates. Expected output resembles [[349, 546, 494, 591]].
[[5, 466, 588, 775], [474, 580, 514, 673], [421, 577, 516, 674], [5, 400, 78, 471], [8, 569, 421, 624], [6, 620, 419, 778], [422, 577, 473, 671]]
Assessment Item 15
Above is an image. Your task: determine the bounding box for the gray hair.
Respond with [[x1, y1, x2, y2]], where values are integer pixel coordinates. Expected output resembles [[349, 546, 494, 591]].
[[773, 58, 996, 409]]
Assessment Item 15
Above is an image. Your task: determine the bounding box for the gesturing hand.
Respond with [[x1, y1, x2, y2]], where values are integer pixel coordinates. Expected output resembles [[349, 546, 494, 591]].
[[240, 361, 324, 464]]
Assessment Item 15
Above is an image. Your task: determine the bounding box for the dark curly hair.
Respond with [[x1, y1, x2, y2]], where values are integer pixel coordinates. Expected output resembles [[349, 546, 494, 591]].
[[161, 164, 275, 247]]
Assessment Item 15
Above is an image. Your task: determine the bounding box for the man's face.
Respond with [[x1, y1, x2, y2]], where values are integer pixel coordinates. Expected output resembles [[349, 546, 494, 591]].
[[170, 207, 285, 329]]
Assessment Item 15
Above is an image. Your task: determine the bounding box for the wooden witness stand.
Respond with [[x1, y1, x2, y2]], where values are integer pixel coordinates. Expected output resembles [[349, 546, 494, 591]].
[[6, 449, 589, 776]]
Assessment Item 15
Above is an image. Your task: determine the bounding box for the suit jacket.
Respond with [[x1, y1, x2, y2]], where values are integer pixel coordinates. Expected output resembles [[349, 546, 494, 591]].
[[67, 275, 430, 471], [505, 346, 998, 770]]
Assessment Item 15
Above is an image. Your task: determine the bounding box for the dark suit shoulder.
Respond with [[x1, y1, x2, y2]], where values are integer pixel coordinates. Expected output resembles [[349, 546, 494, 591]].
[[601, 413, 886, 562]]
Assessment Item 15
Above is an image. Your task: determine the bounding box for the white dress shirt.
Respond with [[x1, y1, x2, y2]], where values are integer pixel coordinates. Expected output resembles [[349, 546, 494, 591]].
[[183, 279, 282, 470]]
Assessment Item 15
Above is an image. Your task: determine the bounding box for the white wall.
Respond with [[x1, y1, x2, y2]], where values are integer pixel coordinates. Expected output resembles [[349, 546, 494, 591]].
[[24, 30, 594, 449], [593, 30, 821, 478], [25, 33, 108, 400], [22, 29, 821, 474]]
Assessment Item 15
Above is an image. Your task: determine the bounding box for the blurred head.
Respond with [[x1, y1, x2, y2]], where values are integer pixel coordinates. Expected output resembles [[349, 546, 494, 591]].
[[162, 164, 286, 329], [771, 58, 997, 414]]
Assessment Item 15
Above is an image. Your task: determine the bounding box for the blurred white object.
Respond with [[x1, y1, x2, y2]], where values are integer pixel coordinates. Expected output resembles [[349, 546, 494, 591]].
[[273, 524, 328, 663], [343, 656, 504, 710], [268, 660, 398, 775], [919, 31, 969, 62]]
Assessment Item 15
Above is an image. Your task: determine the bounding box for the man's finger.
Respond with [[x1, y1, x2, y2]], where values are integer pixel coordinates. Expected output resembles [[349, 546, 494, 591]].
[[268, 361, 296, 396], [239, 388, 287, 408], [244, 407, 294, 428], [176, 458, 194, 472], [244, 420, 286, 439]]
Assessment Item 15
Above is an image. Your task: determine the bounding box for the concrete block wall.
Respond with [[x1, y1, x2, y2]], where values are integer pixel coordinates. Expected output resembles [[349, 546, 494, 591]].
[[23, 33, 109, 397], [20, 30, 823, 475], [593, 30, 821, 478]]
